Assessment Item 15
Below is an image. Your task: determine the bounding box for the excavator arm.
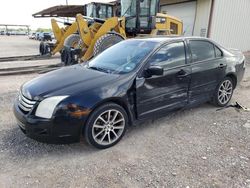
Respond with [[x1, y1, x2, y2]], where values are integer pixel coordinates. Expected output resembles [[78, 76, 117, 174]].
[[76, 14, 126, 61]]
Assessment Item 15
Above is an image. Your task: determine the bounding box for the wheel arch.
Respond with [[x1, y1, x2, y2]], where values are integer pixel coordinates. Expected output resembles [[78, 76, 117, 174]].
[[81, 97, 134, 136], [226, 73, 237, 89], [92, 97, 134, 125]]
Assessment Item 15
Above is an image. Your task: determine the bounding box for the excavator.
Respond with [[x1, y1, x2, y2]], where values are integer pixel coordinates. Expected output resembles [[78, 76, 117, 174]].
[[33, 2, 119, 57], [61, 0, 183, 65]]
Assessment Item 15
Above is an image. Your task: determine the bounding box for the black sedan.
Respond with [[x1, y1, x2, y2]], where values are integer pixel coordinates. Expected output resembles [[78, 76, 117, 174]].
[[13, 37, 246, 149]]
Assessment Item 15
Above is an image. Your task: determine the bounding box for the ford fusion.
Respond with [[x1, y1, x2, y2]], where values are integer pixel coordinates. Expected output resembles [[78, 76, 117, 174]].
[[14, 37, 246, 149]]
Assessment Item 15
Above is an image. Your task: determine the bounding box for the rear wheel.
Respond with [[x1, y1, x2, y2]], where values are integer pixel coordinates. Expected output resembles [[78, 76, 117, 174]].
[[39, 42, 50, 55], [61, 34, 81, 66], [64, 34, 80, 48], [93, 33, 124, 57], [84, 103, 128, 149], [212, 77, 234, 107]]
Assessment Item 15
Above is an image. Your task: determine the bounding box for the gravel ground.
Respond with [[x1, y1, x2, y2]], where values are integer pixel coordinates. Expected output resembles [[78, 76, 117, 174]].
[[0, 52, 250, 187], [0, 58, 61, 69], [0, 36, 40, 57]]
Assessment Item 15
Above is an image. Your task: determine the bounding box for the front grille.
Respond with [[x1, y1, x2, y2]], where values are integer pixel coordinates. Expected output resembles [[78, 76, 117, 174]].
[[18, 93, 37, 113]]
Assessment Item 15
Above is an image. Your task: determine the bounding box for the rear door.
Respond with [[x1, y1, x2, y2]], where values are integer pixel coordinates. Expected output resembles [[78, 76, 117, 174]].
[[188, 39, 226, 104], [136, 41, 191, 119]]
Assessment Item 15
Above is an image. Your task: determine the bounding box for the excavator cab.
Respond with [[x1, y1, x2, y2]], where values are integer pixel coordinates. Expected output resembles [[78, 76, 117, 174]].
[[122, 0, 159, 36], [86, 2, 115, 19], [62, 0, 183, 65]]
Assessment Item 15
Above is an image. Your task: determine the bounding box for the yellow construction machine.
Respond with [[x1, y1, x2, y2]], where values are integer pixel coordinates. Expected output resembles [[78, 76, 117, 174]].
[[33, 2, 119, 56], [62, 0, 183, 65]]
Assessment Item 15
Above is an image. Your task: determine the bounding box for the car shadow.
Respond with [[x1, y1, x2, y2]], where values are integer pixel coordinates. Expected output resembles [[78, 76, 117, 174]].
[[0, 127, 98, 159], [1, 103, 215, 161]]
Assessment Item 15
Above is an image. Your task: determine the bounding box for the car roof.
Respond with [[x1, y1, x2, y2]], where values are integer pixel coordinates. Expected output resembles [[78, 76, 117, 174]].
[[133, 36, 211, 43]]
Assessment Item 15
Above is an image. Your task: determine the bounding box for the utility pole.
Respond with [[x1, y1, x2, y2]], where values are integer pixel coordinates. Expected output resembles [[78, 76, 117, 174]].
[[66, 0, 69, 22]]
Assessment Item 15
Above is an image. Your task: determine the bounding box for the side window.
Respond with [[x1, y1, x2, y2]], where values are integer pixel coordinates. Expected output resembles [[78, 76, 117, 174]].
[[107, 6, 113, 17], [189, 40, 215, 62], [98, 5, 107, 19], [150, 42, 186, 69], [215, 45, 223, 58]]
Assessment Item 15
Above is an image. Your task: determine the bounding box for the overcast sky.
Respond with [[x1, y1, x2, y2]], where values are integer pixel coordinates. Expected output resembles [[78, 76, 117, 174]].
[[0, 0, 111, 30]]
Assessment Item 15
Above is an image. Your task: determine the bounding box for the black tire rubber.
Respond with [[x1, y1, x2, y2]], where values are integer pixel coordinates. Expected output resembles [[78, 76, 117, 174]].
[[39, 42, 50, 55], [60, 49, 67, 66], [39, 42, 45, 55], [61, 46, 75, 66], [61, 34, 81, 66], [212, 77, 234, 107], [93, 33, 124, 57], [64, 34, 80, 48], [84, 103, 128, 149]]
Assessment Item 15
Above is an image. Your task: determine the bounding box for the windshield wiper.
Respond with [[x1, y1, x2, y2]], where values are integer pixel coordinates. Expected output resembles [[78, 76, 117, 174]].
[[88, 66, 110, 73]]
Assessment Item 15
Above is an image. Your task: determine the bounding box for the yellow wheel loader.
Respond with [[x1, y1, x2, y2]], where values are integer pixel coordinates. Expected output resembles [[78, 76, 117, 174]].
[[35, 2, 119, 57], [62, 0, 183, 65]]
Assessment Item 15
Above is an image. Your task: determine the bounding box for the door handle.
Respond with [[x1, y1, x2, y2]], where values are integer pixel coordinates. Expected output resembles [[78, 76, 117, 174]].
[[177, 69, 188, 78], [218, 63, 226, 68]]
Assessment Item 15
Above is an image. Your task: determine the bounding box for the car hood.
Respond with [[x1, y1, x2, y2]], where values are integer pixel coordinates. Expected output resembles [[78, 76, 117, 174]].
[[22, 64, 120, 100]]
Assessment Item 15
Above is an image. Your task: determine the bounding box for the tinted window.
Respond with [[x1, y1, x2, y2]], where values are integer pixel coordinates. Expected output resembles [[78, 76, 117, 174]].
[[215, 46, 223, 58], [150, 0, 157, 15], [98, 5, 107, 19], [107, 6, 112, 17], [149, 42, 186, 69], [190, 40, 215, 62]]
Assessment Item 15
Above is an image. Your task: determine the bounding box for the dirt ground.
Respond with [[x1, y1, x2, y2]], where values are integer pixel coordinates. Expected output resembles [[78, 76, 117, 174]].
[[0, 37, 250, 188], [0, 36, 40, 57]]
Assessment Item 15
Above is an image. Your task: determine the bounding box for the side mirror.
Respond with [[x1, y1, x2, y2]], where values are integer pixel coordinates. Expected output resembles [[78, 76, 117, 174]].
[[144, 66, 164, 77]]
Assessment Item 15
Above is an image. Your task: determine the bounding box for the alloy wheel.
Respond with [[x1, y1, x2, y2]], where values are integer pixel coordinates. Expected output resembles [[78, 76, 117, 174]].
[[218, 79, 233, 105], [92, 109, 125, 146]]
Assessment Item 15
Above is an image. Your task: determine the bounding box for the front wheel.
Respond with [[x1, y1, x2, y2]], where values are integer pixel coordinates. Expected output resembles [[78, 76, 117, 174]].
[[93, 33, 124, 57], [212, 77, 234, 107], [84, 103, 128, 149]]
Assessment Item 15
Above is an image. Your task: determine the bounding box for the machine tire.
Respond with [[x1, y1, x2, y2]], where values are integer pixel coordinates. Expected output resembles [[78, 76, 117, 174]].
[[39, 42, 50, 55], [39, 42, 45, 55], [64, 34, 80, 48], [60, 49, 67, 66], [60, 47, 74, 66], [93, 33, 124, 57], [61, 34, 81, 66]]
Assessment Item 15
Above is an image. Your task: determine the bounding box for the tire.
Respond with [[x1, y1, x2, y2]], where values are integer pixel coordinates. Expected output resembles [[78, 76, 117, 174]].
[[60, 48, 67, 66], [212, 77, 234, 107], [39, 42, 45, 55], [61, 34, 81, 66], [64, 34, 80, 48], [93, 33, 124, 57], [39, 42, 50, 55], [84, 103, 128, 149]]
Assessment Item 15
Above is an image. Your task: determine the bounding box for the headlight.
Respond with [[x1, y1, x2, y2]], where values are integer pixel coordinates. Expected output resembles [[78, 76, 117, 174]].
[[35, 96, 68, 119]]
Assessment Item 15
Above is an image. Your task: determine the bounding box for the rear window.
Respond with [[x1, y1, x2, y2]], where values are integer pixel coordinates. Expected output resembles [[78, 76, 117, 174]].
[[190, 40, 215, 62]]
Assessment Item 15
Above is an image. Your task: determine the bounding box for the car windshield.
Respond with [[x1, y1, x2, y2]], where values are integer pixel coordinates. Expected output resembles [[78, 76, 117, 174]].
[[87, 40, 158, 74]]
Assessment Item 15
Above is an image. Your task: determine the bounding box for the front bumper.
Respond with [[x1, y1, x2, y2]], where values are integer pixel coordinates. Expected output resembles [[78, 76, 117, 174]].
[[13, 100, 85, 144]]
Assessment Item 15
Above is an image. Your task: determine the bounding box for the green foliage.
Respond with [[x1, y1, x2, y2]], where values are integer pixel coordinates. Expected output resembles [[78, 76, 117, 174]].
[[36, 28, 52, 32]]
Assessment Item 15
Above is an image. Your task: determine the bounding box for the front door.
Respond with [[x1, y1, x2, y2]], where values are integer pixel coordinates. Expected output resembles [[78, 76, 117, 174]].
[[136, 41, 191, 119]]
